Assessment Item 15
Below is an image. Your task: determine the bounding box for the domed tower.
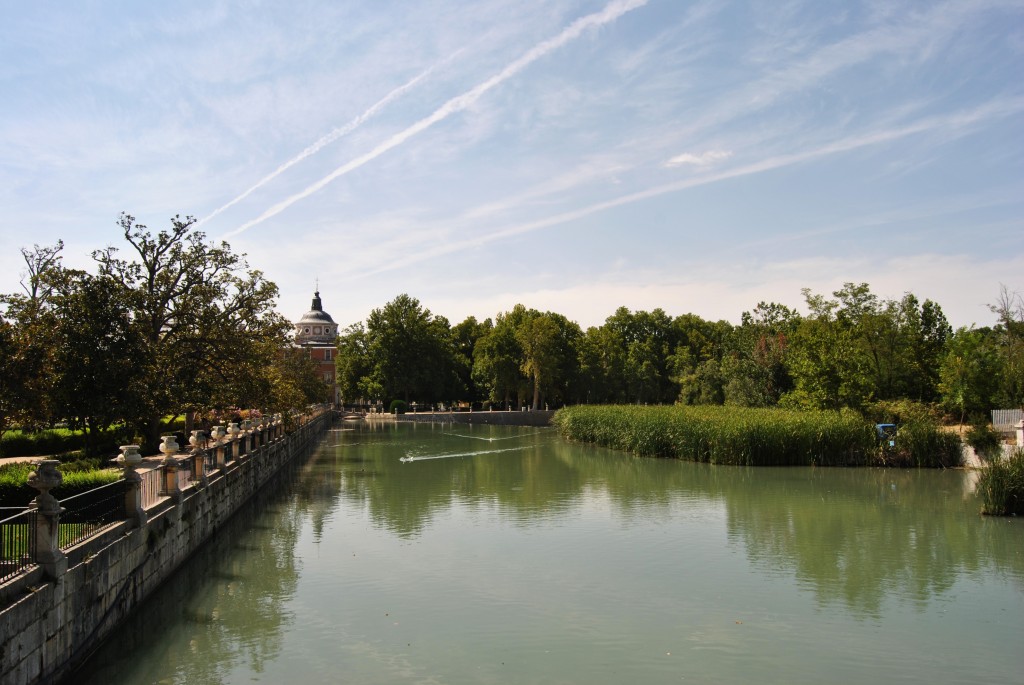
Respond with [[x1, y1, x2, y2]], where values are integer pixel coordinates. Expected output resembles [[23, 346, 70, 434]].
[[295, 291, 338, 344], [294, 291, 340, 405]]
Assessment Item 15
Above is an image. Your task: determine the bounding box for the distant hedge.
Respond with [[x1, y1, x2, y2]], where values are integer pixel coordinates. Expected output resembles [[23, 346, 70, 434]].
[[0, 430, 85, 458]]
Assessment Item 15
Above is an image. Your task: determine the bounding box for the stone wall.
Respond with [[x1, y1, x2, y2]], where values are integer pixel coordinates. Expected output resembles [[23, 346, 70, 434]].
[[0, 410, 331, 685]]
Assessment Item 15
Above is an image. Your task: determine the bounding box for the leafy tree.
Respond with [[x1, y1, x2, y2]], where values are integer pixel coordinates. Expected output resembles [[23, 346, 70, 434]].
[[93, 213, 288, 446], [786, 284, 949, 410], [938, 327, 1000, 425], [335, 322, 371, 404], [989, 285, 1024, 407], [362, 294, 457, 404], [473, 306, 531, 409], [45, 269, 147, 454], [0, 242, 67, 432], [451, 316, 492, 403]]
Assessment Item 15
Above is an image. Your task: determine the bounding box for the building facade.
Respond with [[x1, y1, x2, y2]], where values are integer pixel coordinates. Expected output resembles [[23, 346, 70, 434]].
[[294, 291, 340, 405]]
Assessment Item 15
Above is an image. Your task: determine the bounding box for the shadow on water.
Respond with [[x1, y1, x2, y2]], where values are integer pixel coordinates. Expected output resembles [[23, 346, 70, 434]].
[[319, 423, 1024, 616], [66, 442, 321, 685]]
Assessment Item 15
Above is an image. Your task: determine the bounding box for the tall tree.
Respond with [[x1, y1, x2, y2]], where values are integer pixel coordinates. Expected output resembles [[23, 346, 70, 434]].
[[362, 294, 457, 403], [93, 213, 288, 446], [45, 269, 147, 454]]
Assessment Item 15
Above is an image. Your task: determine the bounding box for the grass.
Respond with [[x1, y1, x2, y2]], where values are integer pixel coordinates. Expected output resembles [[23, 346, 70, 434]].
[[553, 404, 962, 468], [977, 448, 1024, 516]]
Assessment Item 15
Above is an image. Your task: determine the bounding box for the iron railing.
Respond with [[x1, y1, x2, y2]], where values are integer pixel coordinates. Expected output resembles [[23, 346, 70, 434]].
[[0, 508, 36, 583], [58, 480, 126, 551]]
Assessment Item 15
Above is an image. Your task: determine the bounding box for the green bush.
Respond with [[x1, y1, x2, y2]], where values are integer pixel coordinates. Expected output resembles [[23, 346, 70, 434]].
[[389, 400, 407, 415], [965, 423, 1002, 460], [0, 429, 84, 458], [977, 448, 1024, 515]]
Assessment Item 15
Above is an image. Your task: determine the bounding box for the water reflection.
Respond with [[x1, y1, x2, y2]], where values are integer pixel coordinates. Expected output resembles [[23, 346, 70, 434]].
[[72, 423, 1024, 684], [326, 423, 1024, 615], [73, 465, 305, 685]]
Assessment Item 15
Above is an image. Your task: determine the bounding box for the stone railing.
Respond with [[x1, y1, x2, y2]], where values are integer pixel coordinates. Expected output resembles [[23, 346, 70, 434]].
[[0, 405, 332, 685]]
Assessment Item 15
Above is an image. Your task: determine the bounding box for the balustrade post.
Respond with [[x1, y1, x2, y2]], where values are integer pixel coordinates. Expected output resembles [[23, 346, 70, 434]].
[[228, 422, 241, 460], [159, 434, 182, 503], [115, 445, 147, 528], [1016, 420, 1023, 449], [249, 419, 258, 452], [211, 425, 227, 469], [28, 460, 68, 579], [190, 430, 208, 486]]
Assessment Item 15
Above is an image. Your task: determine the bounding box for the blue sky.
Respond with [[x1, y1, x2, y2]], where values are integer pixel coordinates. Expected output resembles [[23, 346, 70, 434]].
[[2, 0, 1022, 330]]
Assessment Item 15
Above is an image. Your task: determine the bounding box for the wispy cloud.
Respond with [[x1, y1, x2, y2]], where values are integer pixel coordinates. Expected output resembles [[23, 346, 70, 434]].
[[221, 0, 649, 239], [664, 150, 732, 167], [345, 96, 1024, 277], [197, 50, 464, 227]]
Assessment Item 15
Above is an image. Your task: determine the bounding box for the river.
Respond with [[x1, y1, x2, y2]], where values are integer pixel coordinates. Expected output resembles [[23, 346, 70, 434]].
[[73, 422, 1024, 684]]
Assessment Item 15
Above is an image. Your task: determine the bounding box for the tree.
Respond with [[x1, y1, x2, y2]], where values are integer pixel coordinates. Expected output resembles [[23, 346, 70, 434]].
[[0, 242, 67, 432], [361, 294, 457, 404], [989, 285, 1024, 407], [451, 316, 492, 403], [93, 213, 288, 446], [473, 306, 531, 409], [938, 327, 1000, 425], [46, 269, 147, 454], [517, 314, 562, 410]]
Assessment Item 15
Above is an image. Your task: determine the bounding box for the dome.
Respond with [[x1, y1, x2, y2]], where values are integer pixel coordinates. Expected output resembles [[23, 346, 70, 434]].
[[295, 291, 338, 344]]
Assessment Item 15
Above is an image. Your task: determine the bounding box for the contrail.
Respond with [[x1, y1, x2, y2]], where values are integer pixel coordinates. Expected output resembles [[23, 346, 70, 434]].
[[223, 0, 648, 239], [347, 95, 1024, 277], [198, 50, 463, 228]]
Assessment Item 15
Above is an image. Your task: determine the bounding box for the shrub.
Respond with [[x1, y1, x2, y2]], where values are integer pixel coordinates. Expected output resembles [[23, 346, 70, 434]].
[[389, 400, 407, 415], [965, 423, 1002, 460], [977, 448, 1024, 515]]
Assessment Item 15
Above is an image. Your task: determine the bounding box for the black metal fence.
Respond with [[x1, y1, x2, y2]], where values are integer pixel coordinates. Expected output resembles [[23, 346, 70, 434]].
[[0, 508, 36, 583], [58, 480, 126, 551]]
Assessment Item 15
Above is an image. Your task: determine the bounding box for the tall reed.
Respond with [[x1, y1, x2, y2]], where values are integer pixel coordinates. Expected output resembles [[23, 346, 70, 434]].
[[554, 405, 959, 467], [976, 448, 1024, 515]]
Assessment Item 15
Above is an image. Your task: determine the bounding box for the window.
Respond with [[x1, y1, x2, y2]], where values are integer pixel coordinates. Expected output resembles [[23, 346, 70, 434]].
[[304, 327, 310, 334], [324, 349, 332, 361]]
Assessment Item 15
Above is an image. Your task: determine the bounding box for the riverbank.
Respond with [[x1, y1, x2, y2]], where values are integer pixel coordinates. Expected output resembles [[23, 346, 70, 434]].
[[0, 409, 332, 685]]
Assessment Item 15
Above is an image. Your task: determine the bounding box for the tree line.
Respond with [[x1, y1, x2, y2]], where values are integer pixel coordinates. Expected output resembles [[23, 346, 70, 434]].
[[335, 284, 1024, 420], [0, 214, 328, 454]]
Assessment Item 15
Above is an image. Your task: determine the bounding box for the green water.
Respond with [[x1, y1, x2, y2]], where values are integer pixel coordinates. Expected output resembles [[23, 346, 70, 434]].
[[75, 422, 1024, 684]]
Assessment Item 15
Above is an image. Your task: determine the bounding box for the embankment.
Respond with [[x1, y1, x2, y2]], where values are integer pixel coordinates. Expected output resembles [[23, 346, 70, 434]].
[[0, 410, 331, 685]]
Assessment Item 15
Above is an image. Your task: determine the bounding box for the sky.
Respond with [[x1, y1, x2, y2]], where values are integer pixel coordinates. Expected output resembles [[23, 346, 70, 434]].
[[2, 0, 1022, 332]]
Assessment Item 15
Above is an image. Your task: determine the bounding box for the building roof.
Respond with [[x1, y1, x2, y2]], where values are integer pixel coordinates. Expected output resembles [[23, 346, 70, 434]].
[[296, 291, 337, 326], [295, 291, 338, 345]]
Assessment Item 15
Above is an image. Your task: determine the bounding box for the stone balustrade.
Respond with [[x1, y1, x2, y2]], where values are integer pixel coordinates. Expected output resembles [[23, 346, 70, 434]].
[[0, 406, 332, 685]]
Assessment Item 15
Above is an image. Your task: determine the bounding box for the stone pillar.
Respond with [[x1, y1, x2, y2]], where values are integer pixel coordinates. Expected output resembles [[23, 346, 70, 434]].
[[211, 425, 227, 469], [1016, 420, 1023, 448], [115, 445, 147, 528], [27, 460, 68, 579], [190, 430, 208, 486], [159, 434, 182, 503], [228, 422, 241, 460]]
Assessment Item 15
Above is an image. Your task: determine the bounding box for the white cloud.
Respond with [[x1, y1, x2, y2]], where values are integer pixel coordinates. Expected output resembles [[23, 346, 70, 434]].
[[664, 149, 733, 168]]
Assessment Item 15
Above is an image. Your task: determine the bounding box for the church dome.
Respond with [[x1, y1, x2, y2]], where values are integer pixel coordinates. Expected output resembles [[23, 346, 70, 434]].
[[295, 291, 338, 343]]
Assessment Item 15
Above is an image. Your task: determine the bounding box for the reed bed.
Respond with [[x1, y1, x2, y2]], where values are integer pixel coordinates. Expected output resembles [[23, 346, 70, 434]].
[[977, 448, 1024, 515], [553, 405, 960, 467]]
